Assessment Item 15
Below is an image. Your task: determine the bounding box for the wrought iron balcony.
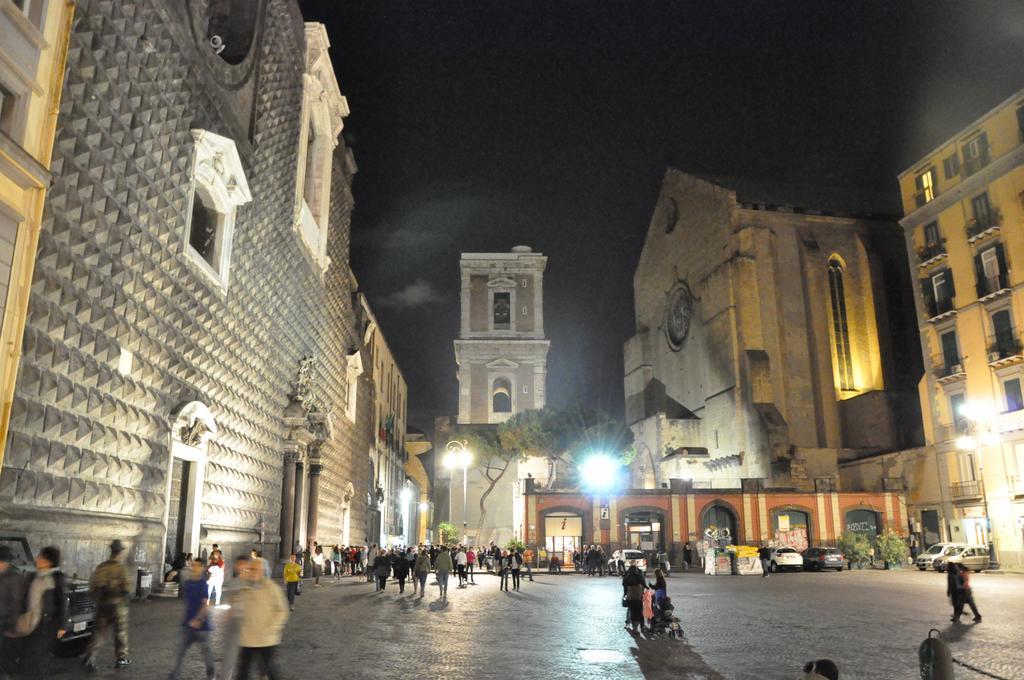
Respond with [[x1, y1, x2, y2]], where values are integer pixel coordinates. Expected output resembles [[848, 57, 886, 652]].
[[916, 241, 946, 264], [925, 296, 956, 320], [987, 332, 1023, 365], [966, 207, 1003, 240], [951, 480, 982, 500], [932, 353, 965, 382], [976, 271, 1010, 299], [939, 420, 970, 442]]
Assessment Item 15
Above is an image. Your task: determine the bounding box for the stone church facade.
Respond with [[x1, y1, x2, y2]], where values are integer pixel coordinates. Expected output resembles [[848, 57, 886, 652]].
[[625, 169, 923, 492], [0, 0, 374, 578]]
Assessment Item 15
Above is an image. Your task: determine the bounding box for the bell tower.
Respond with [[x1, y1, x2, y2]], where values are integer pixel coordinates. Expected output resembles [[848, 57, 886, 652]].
[[455, 246, 550, 424]]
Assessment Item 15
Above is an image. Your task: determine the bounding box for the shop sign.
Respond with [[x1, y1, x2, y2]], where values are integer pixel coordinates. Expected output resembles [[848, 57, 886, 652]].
[[600, 506, 609, 520]]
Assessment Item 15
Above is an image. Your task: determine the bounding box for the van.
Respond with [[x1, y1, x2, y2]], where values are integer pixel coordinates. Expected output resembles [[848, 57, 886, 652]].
[[939, 545, 991, 573], [914, 542, 967, 571]]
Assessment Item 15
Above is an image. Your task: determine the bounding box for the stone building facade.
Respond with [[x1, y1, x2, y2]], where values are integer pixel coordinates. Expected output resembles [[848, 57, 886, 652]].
[[0, 0, 374, 578], [624, 169, 923, 493]]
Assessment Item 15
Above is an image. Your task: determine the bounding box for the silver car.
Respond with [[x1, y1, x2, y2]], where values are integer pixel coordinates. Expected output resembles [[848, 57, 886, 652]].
[[915, 542, 967, 571], [940, 545, 990, 573]]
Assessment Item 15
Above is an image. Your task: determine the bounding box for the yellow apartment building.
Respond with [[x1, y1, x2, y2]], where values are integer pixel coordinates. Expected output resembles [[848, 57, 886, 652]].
[[896, 87, 1024, 569], [0, 0, 74, 469]]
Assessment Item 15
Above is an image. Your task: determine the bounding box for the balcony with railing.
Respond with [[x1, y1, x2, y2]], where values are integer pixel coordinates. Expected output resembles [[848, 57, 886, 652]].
[[976, 271, 1010, 300], [932, 353, 965, 384], [938, 420, 970, 443], [966, 206, 1003, 242], [950, 480, 982, 500], [986, 332, 1024, 367], [916, 241, 947, 268], [925, 295, 956, 321], [963, 150, 991, 177], [1010, 476, 1024, 498]]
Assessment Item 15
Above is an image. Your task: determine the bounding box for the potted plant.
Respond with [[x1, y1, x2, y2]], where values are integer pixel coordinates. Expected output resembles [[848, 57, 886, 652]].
[[437, 522, 458, 544], [505, 538, 526, 553], [839, 532, 871, 569], [876, 530, 910, 570]]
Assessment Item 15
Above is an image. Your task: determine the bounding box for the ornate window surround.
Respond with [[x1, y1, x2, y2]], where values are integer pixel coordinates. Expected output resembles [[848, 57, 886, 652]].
[[293, 23, 349, 273], [184, 129, 252, 290]]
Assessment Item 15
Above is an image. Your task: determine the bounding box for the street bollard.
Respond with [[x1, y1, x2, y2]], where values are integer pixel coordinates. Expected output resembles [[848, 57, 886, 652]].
[[918, 629, 954, 680]]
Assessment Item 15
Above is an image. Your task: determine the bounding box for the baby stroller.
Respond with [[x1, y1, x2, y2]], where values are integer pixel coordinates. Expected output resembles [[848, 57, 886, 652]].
[[648, 597, 684, 640]]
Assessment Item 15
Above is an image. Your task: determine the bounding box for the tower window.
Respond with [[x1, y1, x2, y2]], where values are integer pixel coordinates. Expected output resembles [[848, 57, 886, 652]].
[[492, 378, 512, 413], [828, 257, 854, 391], [493, 293, 511, 329], [189, 188, 223, 270], [206, 0, 258, 65]]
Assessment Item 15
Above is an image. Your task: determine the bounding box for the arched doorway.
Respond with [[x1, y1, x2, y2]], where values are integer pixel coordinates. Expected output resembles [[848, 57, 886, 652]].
[[542, 511, 583, 568], [772, 508, 811, 551], [701, 503, 738, 548]]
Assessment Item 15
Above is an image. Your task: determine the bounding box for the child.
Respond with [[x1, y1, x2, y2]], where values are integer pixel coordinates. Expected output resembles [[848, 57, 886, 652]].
[[641, 586, 655, 633]]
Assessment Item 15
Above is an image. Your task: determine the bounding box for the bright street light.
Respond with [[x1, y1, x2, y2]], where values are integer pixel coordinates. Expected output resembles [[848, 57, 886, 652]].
[[580, 453, 619, 493], [445, 440, 472, 544], [418, 501, 429, 512], [399, 487, 412, 503]]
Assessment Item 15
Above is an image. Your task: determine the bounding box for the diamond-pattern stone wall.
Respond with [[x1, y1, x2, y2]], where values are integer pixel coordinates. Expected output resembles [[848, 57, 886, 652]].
[[0, 0, 373, 575]]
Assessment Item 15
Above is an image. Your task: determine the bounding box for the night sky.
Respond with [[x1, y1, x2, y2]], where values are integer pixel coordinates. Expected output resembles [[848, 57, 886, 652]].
[[297, 0, 1024, 431]]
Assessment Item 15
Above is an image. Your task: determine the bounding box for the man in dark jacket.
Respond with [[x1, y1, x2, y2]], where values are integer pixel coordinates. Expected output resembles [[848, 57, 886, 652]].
[[758, 544, 771, 578], [621, 566, 646, 635]]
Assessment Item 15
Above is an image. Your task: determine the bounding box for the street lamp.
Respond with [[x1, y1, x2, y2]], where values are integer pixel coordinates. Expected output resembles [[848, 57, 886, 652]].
[[444, 440, 472, 544], [957, 401, 1000, 568], [400, 486, 412, 546]]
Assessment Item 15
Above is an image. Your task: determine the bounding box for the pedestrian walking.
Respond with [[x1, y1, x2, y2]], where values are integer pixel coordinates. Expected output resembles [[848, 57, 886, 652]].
[[758, 544, 771, 578], [373, 549, 391, 592], [455, 547, 468, 588], [283, 554, 301, 611], [510, 550, 523, 590], [391, 549, 410, 594], [168, 560, 216, 680], [621, 565, 646, 637], [206, 555, 224, 606], [312, 546, 325, 587], [683, 542, 693, 571], [498, 550, 511, 592], [84, 539, 131, 671], [523, 547, 534, 581], [235, 558, 288, 680], [953, 563, 981, 623], [413, 549, 430, 598], [364, 545, 375, 582], [433, 546, 453, 599], [11, 546, 66, 673], [466, 547, 477, 584], [945, 561, 960, 621], [0, 545, 24, 677]]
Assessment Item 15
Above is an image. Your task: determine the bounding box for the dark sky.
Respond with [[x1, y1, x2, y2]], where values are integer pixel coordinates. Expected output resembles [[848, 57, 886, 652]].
[[297, 0, 1024, 431]]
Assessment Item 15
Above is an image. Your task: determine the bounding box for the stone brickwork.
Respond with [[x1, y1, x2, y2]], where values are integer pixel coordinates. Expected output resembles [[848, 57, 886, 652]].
[[0, 0, 372, 576]]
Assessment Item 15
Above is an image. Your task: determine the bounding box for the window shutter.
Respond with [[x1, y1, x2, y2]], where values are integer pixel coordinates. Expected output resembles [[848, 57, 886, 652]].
[[974, 252, 985, 295], [920, 278, 935, 313], [953, 153, 961, 176], [979, 132, 990, 165], [995, 242, 1008, 278], [946, 269, 956, 299]]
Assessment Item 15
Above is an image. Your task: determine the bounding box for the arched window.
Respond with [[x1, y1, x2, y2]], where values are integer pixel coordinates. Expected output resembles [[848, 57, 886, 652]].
[[828, 257, 854, 391], [206, 0, 259, 65], [492, 378, 512, 413]]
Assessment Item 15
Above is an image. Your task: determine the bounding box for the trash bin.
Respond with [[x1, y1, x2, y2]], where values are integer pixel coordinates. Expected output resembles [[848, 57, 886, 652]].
[[730, 553, 739, 575], [135, 568, 152, 600]]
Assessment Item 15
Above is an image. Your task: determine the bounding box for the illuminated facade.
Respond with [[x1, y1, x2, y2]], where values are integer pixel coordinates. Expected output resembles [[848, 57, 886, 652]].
[[884, 88, 1024, 569], [624, 169, 922, 492], [0, 0, 74, 472]]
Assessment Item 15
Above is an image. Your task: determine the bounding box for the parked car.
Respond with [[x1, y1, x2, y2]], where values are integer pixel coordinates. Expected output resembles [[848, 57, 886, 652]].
[[802, 547, 845, 571], [610, 549, 647, 573], [0, 531, 96, 655], [936, 545, 990, 573], [768, 547, 803, 572], [915, 543, 967, 571]]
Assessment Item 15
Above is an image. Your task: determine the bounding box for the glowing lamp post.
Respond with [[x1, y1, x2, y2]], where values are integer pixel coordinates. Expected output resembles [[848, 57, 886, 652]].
[[399, 486, 412, 546], [579, 454, 622, 560], [956, 401, 1000, 568], [444, 440, 472, 544]]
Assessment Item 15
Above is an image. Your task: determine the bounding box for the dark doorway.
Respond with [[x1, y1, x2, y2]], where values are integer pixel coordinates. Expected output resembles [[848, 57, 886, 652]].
[[166, 459, 190, 562], [701, 504, 737, 548], [921, 510, 941, 547]]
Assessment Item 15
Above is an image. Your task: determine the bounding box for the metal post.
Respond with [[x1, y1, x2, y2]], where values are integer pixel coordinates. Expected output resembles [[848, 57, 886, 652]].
[[462, 463, 468, 544], [977, 453, 999, 569]]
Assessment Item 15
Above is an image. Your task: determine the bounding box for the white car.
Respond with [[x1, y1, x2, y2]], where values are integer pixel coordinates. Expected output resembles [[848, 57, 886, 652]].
[[915, 543, 967, 571], [609, 549, 648, 573], [769, 547, 803, 572]]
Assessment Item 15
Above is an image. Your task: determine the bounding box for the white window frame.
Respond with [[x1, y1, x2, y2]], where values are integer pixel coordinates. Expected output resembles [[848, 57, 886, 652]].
[[184, 130, 252, 291], [932, 270, 949, 301], [292, 24, 349, 273]]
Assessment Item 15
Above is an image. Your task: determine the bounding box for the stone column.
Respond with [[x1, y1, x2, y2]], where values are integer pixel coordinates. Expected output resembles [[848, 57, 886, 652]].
[[293, 462, 304, 552], [279, 450, 298, 558], [307, 463, 322, 545]]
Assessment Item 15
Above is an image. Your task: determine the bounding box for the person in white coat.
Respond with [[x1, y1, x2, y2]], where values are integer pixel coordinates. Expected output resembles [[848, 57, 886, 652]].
[[206, 557, 224, 606]]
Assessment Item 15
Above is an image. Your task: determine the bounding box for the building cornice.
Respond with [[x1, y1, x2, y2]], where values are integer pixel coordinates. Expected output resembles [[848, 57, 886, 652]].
[[899, 143, 1024, 230]]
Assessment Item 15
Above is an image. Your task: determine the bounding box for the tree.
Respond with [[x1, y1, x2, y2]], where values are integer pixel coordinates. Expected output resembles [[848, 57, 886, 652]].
[[547, 405, 635, 488], [437, 522, 458, 544], [460, 426, 521, 545]]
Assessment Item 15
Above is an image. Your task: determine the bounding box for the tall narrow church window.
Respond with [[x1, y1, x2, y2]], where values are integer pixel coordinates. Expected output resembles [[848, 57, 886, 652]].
[[492, 378, 512, 413], [828, 257, 854, 391], [493, 292, 511, 329]]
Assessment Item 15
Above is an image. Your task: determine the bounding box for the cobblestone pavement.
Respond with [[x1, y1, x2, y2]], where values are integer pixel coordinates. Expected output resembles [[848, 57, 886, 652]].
[[33, 567, 1024, 680]]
